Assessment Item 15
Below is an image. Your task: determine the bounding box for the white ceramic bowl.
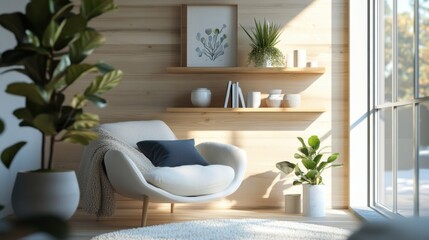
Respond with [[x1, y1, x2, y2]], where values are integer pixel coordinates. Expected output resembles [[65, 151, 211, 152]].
[[191, 88, 211, 107], [284, 94, 301, 108], [266, 99, 282, 108], [269, 89, 282, 95]]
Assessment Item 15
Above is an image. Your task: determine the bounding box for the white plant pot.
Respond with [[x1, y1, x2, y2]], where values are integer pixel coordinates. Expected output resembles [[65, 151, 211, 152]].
[[302, 184, 325, 217], [12, 170, 80, 220], [191, 88, 211, 107]]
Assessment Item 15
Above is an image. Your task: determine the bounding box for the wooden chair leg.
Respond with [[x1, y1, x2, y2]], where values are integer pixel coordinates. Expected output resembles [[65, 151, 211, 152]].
[[141, 196, 149, 227], [170, 203, 175, 213]]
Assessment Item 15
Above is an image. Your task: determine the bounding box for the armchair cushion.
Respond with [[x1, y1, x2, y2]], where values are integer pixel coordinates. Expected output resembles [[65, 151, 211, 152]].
[[144, 165, 235, 196], [137, 139, 209, 167]]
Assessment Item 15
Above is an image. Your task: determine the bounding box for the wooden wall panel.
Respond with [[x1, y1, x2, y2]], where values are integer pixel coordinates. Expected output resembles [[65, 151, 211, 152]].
[[56, 0, 349, 211]]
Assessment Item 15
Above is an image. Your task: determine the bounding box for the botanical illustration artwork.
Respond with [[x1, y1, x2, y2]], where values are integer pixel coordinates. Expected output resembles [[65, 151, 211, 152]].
[[195, 24, 229, 62], [184, 5, 237, 67]]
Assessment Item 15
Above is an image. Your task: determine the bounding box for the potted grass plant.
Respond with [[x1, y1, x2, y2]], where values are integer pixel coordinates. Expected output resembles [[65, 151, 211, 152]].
[[241, 18, 285, 67], [276, 135, 342, 217], [0, 0, 122, 219]]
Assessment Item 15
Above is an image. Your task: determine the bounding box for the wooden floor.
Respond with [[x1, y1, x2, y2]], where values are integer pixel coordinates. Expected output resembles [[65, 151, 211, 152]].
[[69, 207, 361, 239]]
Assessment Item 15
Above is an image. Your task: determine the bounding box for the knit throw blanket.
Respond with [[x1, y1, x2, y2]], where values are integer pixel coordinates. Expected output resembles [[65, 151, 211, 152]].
[[77, 127, 155, 217]]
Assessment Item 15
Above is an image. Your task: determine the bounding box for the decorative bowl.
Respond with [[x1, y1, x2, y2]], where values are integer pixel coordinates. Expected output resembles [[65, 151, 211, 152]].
[[266, 99, 282, 108]]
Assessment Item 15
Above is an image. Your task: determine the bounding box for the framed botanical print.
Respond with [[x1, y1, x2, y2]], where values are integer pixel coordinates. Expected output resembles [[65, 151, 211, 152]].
[[181, 4, 238, 67]]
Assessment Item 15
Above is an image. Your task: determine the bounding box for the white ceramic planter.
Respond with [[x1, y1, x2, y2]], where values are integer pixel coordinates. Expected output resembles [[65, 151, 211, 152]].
[[302, 184, 325, 217], [12, 170, 80, 220]]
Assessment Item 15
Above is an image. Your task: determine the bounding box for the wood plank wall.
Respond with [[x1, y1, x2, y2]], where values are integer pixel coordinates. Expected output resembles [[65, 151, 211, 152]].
[[56, 0, 349, 211]]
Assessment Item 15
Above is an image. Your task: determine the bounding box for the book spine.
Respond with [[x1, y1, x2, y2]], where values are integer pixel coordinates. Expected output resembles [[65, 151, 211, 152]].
[[232, 83, 237, 108], [224, 81, 232, 108], [238, 86, 246, 108]]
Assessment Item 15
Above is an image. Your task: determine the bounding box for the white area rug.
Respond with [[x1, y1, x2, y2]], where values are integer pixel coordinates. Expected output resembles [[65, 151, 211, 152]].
[[92, 218, 351, 240]]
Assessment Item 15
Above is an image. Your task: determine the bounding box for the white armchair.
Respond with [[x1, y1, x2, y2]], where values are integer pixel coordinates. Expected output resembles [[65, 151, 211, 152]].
[[99, 120, 247, 226]]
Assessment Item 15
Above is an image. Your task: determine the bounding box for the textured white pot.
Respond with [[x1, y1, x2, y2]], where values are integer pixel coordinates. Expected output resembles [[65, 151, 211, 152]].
[[302, 184, 325, 217], [12, 170, 80, 220]]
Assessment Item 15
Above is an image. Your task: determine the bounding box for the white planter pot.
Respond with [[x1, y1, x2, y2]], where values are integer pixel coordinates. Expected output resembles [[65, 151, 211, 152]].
[[191, 88, 211, 107], [302, 184, 325, 217], [12, 170, 80, 220]]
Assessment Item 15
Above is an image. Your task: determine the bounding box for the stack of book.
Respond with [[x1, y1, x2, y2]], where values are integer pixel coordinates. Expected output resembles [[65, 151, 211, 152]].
[[224, 81, 246, 108]]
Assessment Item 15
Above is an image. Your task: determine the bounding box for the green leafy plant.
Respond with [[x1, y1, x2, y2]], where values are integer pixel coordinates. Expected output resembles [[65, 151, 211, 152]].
[[0, 119, 26, 169], [0, 0, 122, 170], [276, 135, 342, 185], [241, 18, 285, 67]]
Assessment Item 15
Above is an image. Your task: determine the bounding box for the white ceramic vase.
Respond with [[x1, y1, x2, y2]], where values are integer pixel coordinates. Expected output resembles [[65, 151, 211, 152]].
[[12, 170, 80, 220], [284, 94, 301, 108], [302, 184, 325, 217], [191, 88, 211, 107]]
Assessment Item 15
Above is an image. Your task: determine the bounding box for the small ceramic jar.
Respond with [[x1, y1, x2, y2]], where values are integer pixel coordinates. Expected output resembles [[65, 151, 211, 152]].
[[284, 94, 301, 108], [191, 88, 211, 107], [266, 89, 283, 107]]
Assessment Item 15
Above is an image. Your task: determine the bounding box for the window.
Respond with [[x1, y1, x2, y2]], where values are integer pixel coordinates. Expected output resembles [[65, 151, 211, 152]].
[[372, 0, 429, 217]]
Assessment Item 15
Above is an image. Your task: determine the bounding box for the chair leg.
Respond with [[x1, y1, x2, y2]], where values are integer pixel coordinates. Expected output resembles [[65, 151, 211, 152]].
[[141, 196, 149, 227], [170, 203, 175, 213]]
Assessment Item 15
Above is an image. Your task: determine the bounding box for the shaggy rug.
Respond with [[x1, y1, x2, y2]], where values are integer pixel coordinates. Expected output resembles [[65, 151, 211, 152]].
[[92, 218, 351, 240]]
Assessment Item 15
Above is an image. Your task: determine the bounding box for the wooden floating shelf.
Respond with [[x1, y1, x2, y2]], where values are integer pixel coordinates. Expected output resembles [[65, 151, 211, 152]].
[[166, 107, 325, 113], [166, 67, 325, 74]]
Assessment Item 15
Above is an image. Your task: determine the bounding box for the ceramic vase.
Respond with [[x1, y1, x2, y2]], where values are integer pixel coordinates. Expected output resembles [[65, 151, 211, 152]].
[[191, 88, 211, 107]]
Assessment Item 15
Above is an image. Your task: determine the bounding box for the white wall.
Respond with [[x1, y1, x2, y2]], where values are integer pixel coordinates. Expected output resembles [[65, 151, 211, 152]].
[[0, 0, 41, 218]]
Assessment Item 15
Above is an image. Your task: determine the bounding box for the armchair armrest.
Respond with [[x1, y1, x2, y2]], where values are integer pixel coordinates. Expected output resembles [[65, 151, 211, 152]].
[[196, 142, 247, 190]]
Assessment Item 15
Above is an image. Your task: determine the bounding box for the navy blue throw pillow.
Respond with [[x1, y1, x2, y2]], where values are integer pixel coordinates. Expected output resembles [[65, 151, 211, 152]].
[[136, 139, 209, 167]]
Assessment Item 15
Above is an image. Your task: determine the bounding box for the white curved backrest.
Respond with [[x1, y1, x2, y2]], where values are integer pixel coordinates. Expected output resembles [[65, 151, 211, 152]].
[[100, 120, 177, 149]]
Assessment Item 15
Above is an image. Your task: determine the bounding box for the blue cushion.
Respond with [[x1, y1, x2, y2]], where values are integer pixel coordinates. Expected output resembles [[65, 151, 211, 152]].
[[136, 139, 209, 167]]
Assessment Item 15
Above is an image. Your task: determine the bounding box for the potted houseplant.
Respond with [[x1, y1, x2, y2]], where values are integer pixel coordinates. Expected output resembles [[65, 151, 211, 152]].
[[0, 0, 122, 219], [276, 136, 342, 217], [241, 18, 285, 67]]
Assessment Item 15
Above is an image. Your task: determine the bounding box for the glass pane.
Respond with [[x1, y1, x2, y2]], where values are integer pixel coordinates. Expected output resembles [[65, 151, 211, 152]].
[[397, 1, 414, 101], [379, 0, 394, 104], [397, 105, 414, 216], [419, 0, 429, 97], [419, 102, 429, 216], [377, 108, 393, 209]]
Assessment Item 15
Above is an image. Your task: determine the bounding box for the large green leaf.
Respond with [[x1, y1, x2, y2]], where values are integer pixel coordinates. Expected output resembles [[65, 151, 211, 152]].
[[327, 152, 339, 163], [298, 146, 309, 156], [313, 154, 323, 164], [1, 142, 26, 168], [61, 129, 98, 145], [0, 49, 34, 67], [13, 108, 34, 124], [52, 55, 71, 80], [297, 137, 306, 149], [42, 19, 66, 48], [306, 169, 318, 180], [23, 54, 48, 84], [68, 112, 99, 130], [276, 161, 295, 175], [71, 94, 86, 108], [80, 0, 117, 21], [65, 64, 97, 85], [26, 0, 54, 38], [33, 114, 57, 135], [16, 44, 50, 55], [0, 12, 27, 42], [308, 135, 320, 151], [84, 69, 122, 95], [70, 29, 105, 63], [6, 82, 49, 105], [84, 94, 106, 108], [317, 161, 329, 172], [55, 14, 87, 50], [302, 158, 317, 170], [96, 61, 115, 74]]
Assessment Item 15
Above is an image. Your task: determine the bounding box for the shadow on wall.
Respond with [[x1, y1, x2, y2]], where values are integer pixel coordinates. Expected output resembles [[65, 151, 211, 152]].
[[226, 170, 293, 209]]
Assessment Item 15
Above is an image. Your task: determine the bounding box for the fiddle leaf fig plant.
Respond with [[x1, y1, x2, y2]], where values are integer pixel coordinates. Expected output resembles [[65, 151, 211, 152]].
[[276, 135, 342, 185], [0, 0, 122, 170]]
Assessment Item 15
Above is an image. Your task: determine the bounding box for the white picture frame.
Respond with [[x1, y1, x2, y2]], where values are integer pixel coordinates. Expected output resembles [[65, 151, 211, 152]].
[[181, 5, 238, 67]]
